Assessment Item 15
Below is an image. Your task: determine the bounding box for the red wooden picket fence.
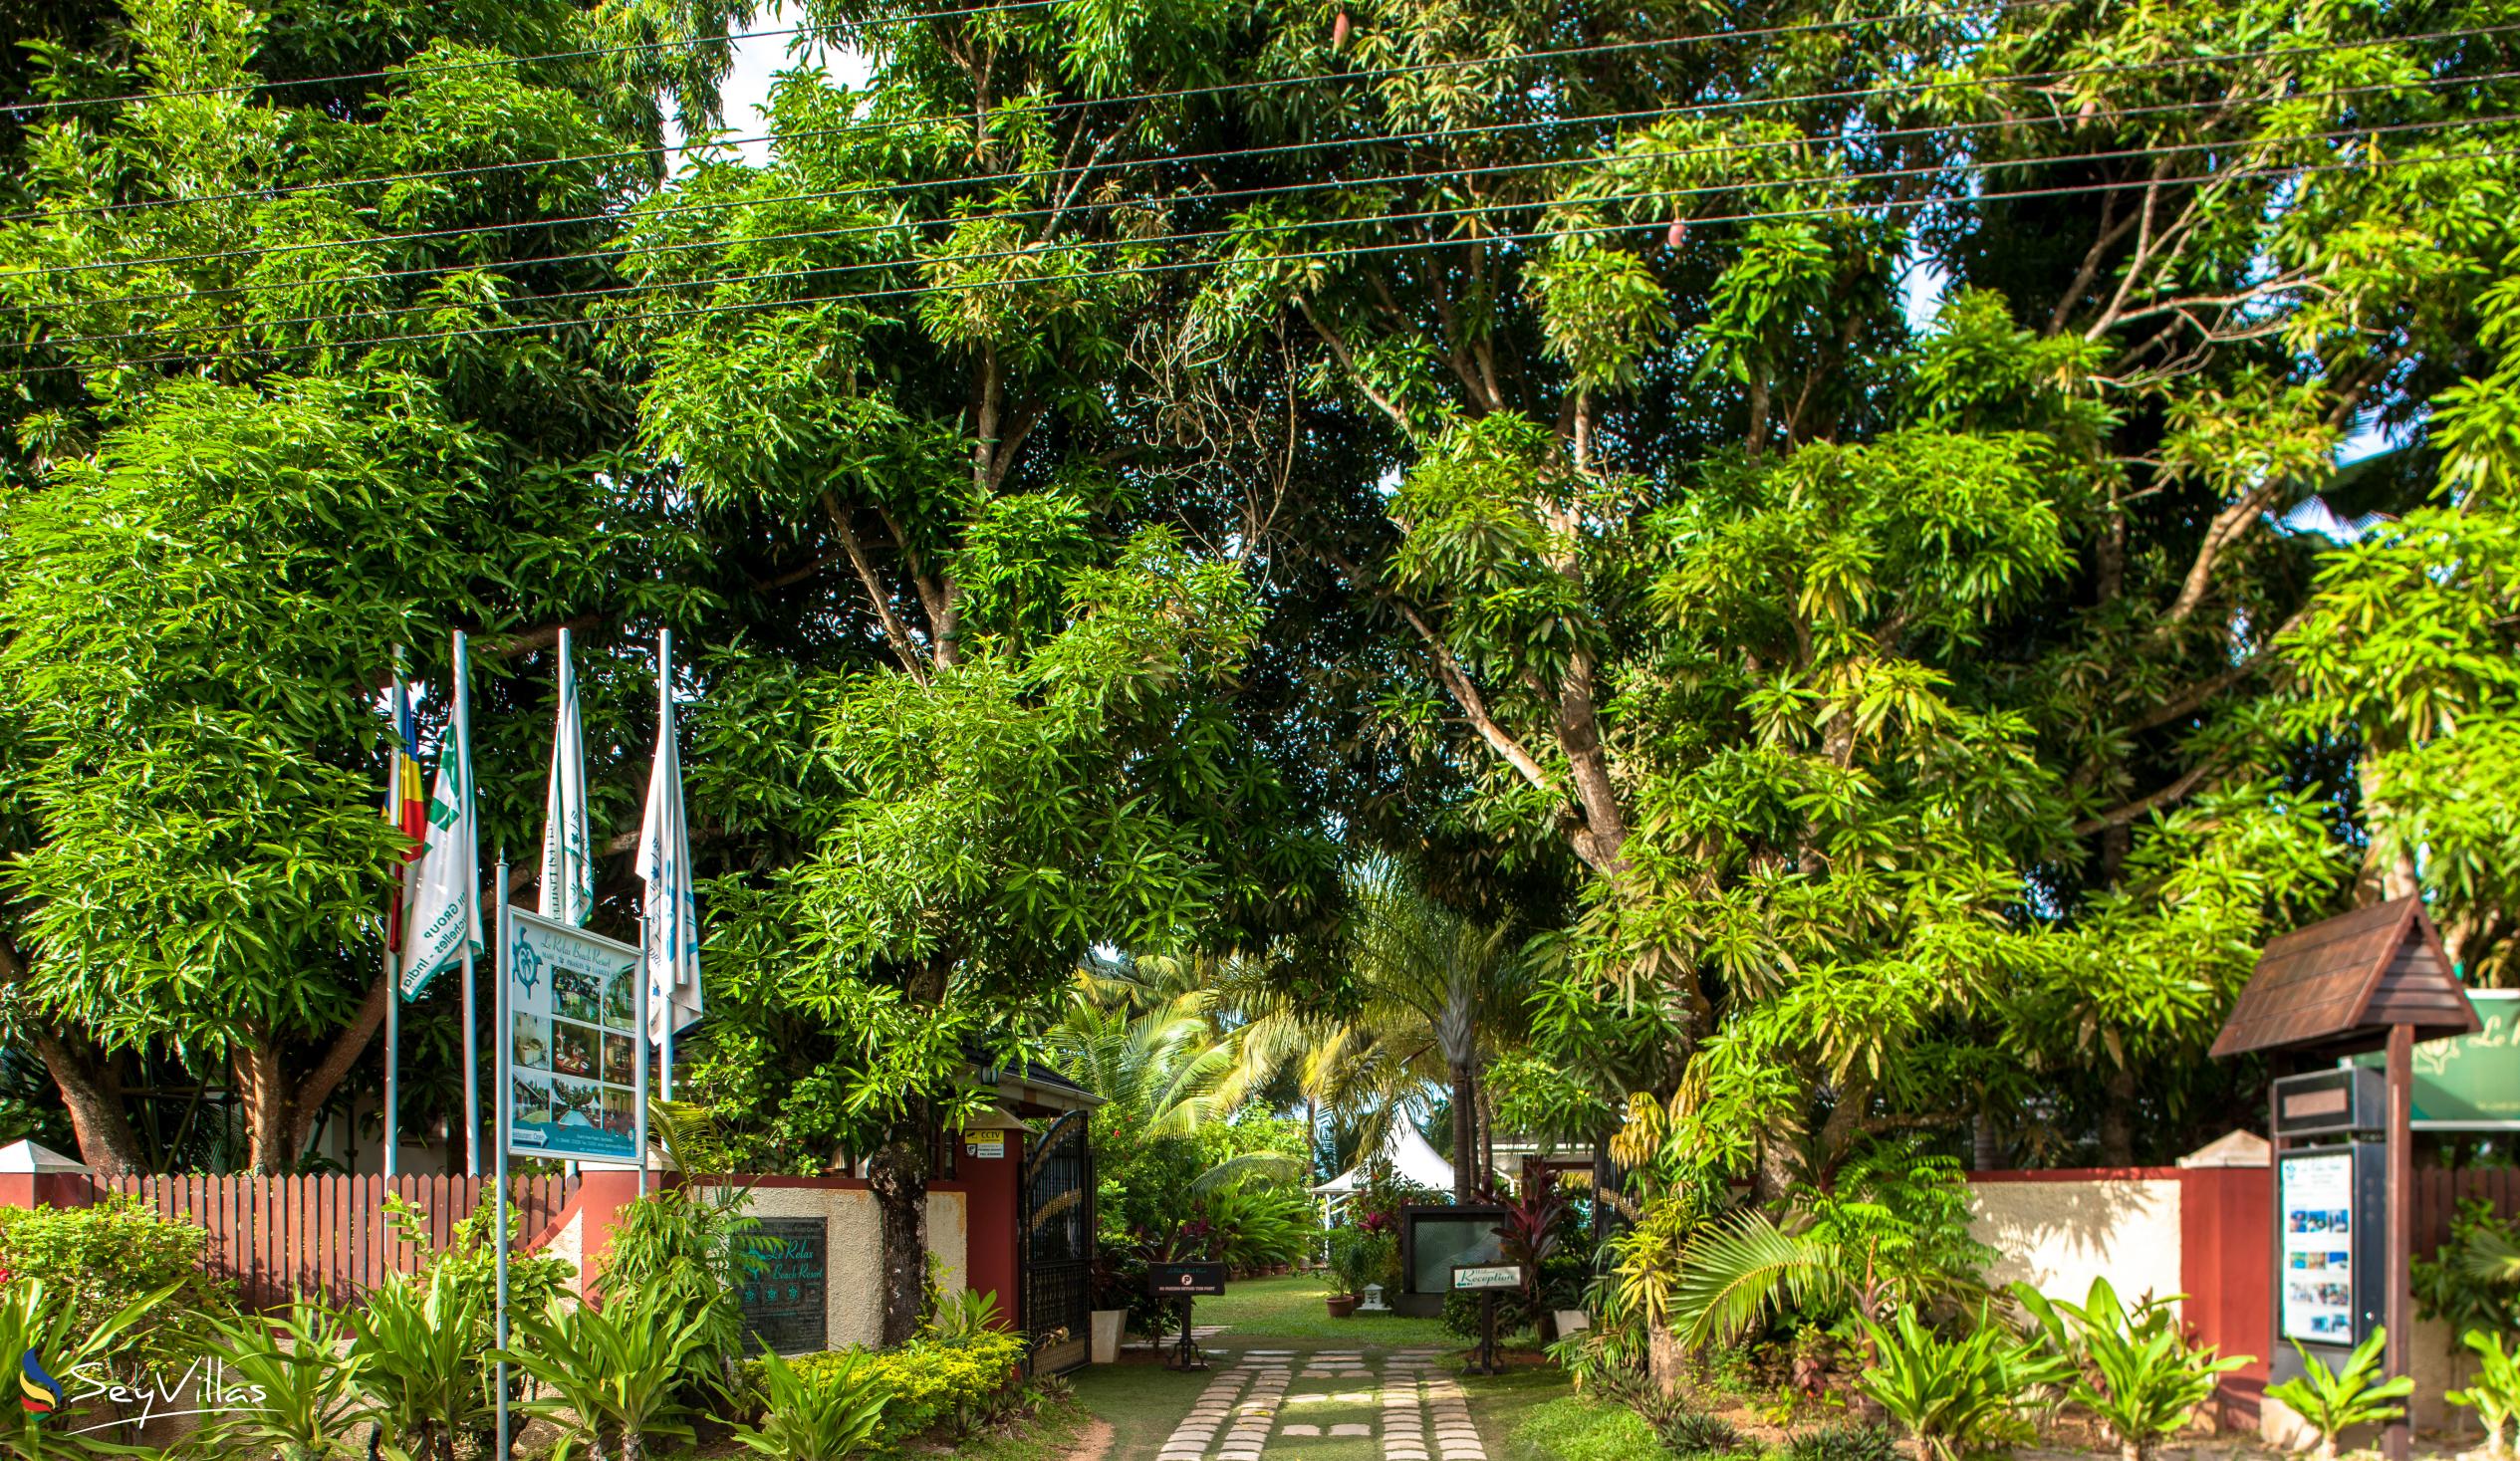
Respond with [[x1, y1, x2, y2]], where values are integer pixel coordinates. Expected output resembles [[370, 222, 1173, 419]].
[[2413, 1165, 2520, 1255], [94, 1173, 580, 1311]]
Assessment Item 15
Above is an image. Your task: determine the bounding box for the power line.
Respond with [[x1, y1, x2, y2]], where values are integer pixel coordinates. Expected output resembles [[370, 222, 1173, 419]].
[[18, 73, 2504, 332], [3, 0, 2080, 229], [0, 0, 1055, 118], [14, 130, 2506, 376], [13, 15, 2511, 289]]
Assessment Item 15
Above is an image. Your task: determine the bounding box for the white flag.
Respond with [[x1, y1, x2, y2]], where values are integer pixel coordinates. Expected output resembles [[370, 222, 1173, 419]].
[[539, 629, 595, 926], [398, 632, 479, 1000], [639, 631, 702, 1045]]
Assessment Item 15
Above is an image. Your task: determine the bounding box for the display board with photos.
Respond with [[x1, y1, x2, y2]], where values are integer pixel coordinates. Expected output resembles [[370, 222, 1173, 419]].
[[504, 908, 644, 1164], [2279, 1149, 2358, 1343]]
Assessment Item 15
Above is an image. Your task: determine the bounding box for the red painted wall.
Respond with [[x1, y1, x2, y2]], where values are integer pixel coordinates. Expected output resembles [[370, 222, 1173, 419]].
[[958, 1131, 1022, 1331]]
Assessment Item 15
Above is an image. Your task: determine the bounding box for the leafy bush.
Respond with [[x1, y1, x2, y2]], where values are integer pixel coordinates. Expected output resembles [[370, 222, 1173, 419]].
[[350, 1264, 491, 1461], [1324, 1226, 1397, 1299], [208, 1300, 369, 1461], [0, 1194, 228, 1365], [921, 1288, 1003, 1341], [2266, 1330, 2413, 1461], [1202, 1183, 1315, 1274], [786, 1330, 1025, 1443], [1783, 1421, 1899, 1461], [504, 1291, 714, 1461], [1858, 1306, 2065, 1461], [2414, 1198, 2520, 1339], [736, 1348, 890, 1461], [600, 1185, 767, 1402], [2015, 1279, 2247, 1461], [2450, 1330, 2520, 1461]]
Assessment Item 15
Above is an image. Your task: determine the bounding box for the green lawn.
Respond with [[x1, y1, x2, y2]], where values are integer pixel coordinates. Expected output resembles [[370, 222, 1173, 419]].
[[1067, 1274, 1575, 1461]]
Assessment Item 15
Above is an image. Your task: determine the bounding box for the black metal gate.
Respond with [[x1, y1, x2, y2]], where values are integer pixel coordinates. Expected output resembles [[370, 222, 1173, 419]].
[[1021, 1110, 1095, 1373]]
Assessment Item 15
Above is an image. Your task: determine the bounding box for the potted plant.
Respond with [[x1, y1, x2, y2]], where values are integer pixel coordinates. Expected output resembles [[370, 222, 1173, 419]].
[[1324, 1226, 1395, 1318], [1088, 1248, 1142, 1363]]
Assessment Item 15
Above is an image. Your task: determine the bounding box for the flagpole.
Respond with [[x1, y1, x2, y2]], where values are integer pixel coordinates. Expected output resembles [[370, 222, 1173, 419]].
[[493, 850, 512, 1461], [657, 627, 676, 1103], [635, 902, 651, 1197], [384, 652, 405, 1179], [455, 629, 481, 1178]]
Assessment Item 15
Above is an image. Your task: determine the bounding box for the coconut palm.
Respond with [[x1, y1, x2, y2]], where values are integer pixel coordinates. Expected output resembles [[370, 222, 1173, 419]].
[[1305, 859, 1526, 1200]]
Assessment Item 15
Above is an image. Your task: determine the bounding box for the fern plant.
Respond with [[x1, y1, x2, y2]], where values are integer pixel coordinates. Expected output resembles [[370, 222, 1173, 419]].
[[2448, 1330, 2520, 1461], [2014, 1279, 2247, 1461], [2264, 1330, 2412, 1461], [733, 1348, 890, 1461]]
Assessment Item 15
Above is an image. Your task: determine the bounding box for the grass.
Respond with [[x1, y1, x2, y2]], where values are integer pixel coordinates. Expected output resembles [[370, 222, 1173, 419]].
[[1068, 1272, 1578, 1460], [1501, 1395, 1677, 1461], [1192, 1273, 1458, 1346], [906, 1395, 1095, 1461]]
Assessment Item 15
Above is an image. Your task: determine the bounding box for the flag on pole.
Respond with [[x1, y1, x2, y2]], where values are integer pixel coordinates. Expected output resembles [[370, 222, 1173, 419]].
[[539, 629, 595, 927], [639, 634, 702, 1046], [382, 662, 427, 951], [400, 633, 480, 1000]]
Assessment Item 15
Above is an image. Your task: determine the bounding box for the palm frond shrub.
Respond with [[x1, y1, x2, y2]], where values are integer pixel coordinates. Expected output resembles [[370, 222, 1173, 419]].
[[502, 1292, 714, 1461], [2448, 1329, 2520, 1461], [207, 1300, 369, 1461], [1857, 1306, 2066, 1461], [2266, 1330, 2414, 1461], [2014, 1279, 2247, 1461], [734, 1349, 890, 1461]]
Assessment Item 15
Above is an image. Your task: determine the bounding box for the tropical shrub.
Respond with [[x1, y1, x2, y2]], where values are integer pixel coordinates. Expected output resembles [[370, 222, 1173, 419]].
[[2264, 1330, 2412, 1461], [2448, 1330, 2520, 1461], [503, 1291, 714, 1461], [921, 1288, 1003, 1341], [1782, 1422, 1899, 1461], [788, 1330, 1026, 1442], [1325, 1226, 1398, 1299], [1672, 1149, 1994, 1346], [1653, 1408, 1745, 1457], [736, 1348, 890, 1461], [352, 1265, 492, 1461], [600, 1185, 768, 1401], [1202, 1183, 1315, 1274], [0, 1194, 228, 1366], [2015, 1279, 2248, 1461], [2414, 1200, 2520, 1340], [1857, 1306, 2066, 1461], [207, 1300, 369, 1461]]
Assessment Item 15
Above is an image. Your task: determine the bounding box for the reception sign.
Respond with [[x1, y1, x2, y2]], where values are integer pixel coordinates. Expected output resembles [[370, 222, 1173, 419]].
[[504, 908, 642, 1164]]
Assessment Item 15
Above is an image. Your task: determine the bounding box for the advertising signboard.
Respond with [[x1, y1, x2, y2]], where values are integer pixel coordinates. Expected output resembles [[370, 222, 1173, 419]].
[[503, 908, 643, 1164], [2352, 990, 2520, 1129], [2278, 1149, 2358, 1344]]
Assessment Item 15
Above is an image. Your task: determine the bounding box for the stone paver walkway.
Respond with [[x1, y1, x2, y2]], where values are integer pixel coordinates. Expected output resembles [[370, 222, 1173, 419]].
[[1151, 1348, 1486, 1461]]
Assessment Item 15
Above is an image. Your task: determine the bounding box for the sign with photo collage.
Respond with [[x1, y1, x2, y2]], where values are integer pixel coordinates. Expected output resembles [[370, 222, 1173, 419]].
[[2278, 1149, 2358, 1343], [503, 908, 643, 1165]]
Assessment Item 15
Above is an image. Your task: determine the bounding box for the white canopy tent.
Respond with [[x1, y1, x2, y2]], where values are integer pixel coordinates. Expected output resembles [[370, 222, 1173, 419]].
[[1311, 1117, 1462, 1223]]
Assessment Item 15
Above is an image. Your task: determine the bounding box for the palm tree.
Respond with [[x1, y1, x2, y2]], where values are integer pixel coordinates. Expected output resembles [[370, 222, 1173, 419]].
[[1306, 859, 1525, 1201], [1041, 972, 1297, 1190]]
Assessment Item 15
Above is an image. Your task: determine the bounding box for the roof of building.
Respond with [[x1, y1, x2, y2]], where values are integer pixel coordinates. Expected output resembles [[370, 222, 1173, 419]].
[[2210, 896, 2480, 1059]]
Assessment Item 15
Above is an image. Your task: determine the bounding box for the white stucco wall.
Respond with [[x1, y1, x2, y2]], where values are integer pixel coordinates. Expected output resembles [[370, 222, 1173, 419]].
[[1968, 1176, 2186, 1314], [708, 1184, 969, 1349]]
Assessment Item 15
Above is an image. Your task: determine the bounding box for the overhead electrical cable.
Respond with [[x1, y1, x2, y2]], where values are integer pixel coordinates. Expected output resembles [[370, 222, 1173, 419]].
[[16, 76, 2508, 334], [4, 5, 2499, 271], [0, 0, 1063, 117], [13, 130, 2507, 376]]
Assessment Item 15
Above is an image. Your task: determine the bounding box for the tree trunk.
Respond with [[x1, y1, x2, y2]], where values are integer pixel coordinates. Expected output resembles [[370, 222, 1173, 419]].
[[1449, 1058, 1476, 1201], [29, 1025, 146, 1177], [286, 976, 391, 1162], [868, 1114, 933, 1345], [233, 1033, 293, 1173], [2097, 1065, 2138, 1167]]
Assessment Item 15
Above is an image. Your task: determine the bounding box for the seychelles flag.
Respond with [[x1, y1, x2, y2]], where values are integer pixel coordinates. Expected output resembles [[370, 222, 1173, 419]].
[[383, 664, 428, 952]]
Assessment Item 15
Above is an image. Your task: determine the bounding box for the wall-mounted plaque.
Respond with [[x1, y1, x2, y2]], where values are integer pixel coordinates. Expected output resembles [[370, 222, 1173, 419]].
[[739, 1218, 830, 1355]]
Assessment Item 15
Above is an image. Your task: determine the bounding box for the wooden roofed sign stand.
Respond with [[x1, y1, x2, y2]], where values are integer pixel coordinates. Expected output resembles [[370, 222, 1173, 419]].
[[2211, 897, 2480, 1461]]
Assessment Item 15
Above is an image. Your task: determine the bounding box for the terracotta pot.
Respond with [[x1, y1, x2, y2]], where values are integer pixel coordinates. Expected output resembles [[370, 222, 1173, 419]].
[[1326, 1295, 1361, 1318]]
